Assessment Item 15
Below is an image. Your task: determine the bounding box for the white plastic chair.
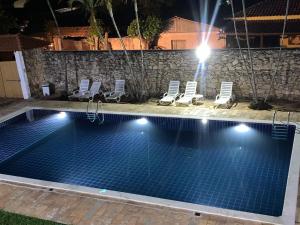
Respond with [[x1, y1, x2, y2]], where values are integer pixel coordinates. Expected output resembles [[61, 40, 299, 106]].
[[159, 80, 180, 105], [69, 79, 90, 99], [176, 81, 198, 106], [105, 80, 126, 103], [214, 81, 234, 107], [79, 81, 101, 100]]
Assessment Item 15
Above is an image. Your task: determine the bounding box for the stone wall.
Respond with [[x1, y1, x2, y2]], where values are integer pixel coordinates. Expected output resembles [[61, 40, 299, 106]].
[[23, 48, 46, 97], [23, 48, 300, 101]]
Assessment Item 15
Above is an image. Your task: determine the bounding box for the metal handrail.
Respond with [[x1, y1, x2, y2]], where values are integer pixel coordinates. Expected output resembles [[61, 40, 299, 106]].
[[97, 100, 104, 124], [272, 110, 277, 126], [86, 99, 104, 124], [287, 112, 291, 125], [272, 110, 291, 127], [86, 99, 97, 123]]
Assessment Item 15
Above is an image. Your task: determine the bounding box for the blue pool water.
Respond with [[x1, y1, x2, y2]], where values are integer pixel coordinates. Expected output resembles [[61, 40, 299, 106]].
[[0, 110, 296, 216]]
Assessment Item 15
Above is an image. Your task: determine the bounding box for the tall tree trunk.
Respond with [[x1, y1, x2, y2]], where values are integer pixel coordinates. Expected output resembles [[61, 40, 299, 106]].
[[106, 1, 140, 100], [46, 0, 68, 93], [90, 9, 113, 56], [133, 0, 146, 96], [90, 9, 104, 44], [229, 0, 255, 103], [241, 0, 258, 103], [93, 35, 99, 50], [104, 32, 109, 50], [264, 0, 290, 102]]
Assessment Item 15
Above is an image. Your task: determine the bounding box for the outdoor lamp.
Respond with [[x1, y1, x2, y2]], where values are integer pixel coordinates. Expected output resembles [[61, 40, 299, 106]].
[[195, 43, 211, 63]]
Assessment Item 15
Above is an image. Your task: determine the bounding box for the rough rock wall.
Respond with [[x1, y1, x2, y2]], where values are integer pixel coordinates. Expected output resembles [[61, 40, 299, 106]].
[[23, 49, 300, 101], [23, 48, 46, 97]]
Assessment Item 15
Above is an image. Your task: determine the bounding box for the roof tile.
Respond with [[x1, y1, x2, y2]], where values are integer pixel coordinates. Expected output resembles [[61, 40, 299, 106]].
[[234, 0, 300, 17]]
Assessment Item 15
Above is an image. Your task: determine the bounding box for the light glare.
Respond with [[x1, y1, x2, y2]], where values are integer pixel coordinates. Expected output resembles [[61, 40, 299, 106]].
[[136, 118, 148, 125], [235, 124, 250, 133], [57, 112, 67, 119], [196, 43, 211, 63], [201, 118, 208, 124]]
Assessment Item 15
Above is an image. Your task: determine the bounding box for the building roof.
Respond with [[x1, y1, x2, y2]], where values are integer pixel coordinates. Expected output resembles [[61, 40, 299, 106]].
[[234, 0, 300, 18], [49, 27, 89, 37], [224, 19, 300, 35], [0, 34, 49, 52], [166, 16, 220, 33]]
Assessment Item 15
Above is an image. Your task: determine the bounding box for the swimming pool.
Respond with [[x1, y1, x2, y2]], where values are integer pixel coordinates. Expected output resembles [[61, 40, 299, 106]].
[[0, 108, 299, 223]]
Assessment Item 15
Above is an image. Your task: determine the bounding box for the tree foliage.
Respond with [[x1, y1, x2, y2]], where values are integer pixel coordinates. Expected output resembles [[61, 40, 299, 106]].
[[68, 0, 103, 32], [0, 3, 18, 34], [142, 16, 162, 43], [127, 16, 163, 47], [127, 19, 141, 37], [88, 18, 104, 37]]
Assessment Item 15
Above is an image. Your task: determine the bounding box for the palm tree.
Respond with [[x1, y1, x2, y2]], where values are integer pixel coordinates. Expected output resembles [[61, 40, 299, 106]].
[[46, 0, 69, 94], [123, 0, 146, 97], [69, 0, 105, 49], [68, 0, 140, 100], [264, 0, 290, 103], [241, 0, 258, 104], [228, 0, 257, 104], [102, 0, 142, 100]]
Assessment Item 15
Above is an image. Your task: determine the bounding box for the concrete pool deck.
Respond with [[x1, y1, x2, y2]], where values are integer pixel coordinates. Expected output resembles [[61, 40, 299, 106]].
[[0, 99, 300, 225]]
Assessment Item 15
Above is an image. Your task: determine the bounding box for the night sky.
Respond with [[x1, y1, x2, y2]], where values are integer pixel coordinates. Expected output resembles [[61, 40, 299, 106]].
[[3, 0, 263, 34], [174, 0, 262, 25]]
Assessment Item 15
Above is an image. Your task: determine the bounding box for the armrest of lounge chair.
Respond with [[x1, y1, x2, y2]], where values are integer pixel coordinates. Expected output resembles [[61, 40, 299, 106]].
[[215, 94, 220, 101], [231, 94, 236, 102], [179, 93, 185, 99], [72, 89, 79, 95], [163, 92, 168, 97], [104, 91, 114, 98]]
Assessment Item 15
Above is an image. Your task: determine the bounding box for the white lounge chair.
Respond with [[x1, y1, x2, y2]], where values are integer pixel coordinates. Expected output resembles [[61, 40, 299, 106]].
[[214, 81, 234, 108], [79, 81, 101, 100], [159, 81, 180, 105], [104, 80, 126, 103], [176, 81, 198, 106], [69, 79, 90, 99]]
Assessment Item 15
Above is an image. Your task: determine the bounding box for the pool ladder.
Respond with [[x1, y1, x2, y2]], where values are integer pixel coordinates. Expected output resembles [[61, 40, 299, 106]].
[[86, 99, 104, 124], [272, 111, 290, 140]]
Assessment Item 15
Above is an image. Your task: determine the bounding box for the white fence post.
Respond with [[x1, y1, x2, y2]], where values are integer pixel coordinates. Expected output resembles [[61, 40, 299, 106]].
[[14, 51, 31, 99]]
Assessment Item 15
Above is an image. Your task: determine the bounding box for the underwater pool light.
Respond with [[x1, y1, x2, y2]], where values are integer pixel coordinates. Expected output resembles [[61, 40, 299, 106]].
[[235, 123, 250, 133], [201, 118, 208, 125], [57, 112, 67, 119], [136, 118, 148, 125], [195, 43, 211, 63]]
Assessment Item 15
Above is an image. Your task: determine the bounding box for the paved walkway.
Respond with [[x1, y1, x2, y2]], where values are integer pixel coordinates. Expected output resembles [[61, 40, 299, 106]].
[[0, 99, 299, 225]]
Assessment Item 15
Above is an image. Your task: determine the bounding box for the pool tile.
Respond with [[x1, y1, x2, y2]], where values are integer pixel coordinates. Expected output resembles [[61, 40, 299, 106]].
[[0, 109, 296, 218]]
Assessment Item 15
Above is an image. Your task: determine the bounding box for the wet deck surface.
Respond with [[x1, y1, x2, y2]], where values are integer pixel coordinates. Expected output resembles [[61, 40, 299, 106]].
[[0, 99, 300, 225]]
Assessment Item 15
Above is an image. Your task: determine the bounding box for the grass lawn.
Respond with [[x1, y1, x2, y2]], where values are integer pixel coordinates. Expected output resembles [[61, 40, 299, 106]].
[[0, 210, 65, 225]]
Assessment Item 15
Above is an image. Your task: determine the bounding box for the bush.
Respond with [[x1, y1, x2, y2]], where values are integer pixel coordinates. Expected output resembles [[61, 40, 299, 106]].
[[127, 16, 163, 48], [248, 100, 273, 110]]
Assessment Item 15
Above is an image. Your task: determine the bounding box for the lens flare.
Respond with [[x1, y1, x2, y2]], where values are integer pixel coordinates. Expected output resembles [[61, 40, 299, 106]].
[[196, 43, 211, 63]]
